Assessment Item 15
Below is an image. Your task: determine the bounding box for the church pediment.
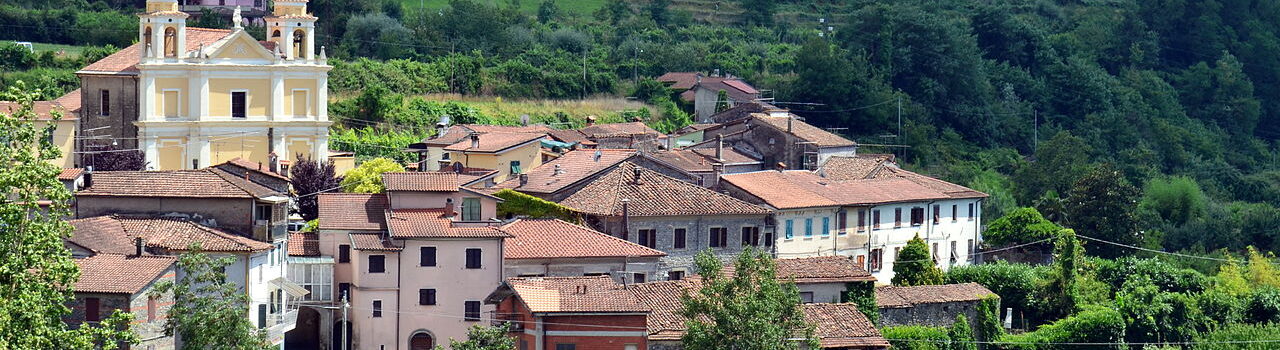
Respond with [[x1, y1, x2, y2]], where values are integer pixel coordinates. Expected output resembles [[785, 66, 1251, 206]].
[[203, 30, 278, 61]]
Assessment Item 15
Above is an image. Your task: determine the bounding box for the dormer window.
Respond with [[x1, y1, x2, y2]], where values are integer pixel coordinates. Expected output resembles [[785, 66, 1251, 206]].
[[460, 197, 481, 221]]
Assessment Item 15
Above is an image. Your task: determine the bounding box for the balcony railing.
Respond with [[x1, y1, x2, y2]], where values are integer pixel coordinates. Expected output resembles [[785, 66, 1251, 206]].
[[263, 309, 298, 344], [489, 312, 525, 332]]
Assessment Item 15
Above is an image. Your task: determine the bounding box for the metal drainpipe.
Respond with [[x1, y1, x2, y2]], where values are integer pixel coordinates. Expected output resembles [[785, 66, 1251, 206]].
[[538, 316, 546, 350]]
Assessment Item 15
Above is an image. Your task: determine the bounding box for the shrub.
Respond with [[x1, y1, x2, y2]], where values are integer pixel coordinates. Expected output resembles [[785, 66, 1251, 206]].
[[1095, 257, 1209, 294], [999, 306, 1126, 350], [1193, 323, 1280, 350], [947, 262, 1047, 324], [982, 207, 1062, 246], [493, 189, 581, 223], [975, 296, 1004, 342], [1247, 287, 1280, 324], [882, 326, 950, 350]]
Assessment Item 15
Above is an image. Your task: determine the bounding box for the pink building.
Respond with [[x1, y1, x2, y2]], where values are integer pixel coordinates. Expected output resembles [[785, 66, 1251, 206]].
[[316, 172, 508, 350]]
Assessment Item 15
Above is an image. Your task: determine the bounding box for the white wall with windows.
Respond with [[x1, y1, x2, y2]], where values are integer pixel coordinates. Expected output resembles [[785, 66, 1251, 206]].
[[853, 199, 983, 283], [774, 207, 844, 258]]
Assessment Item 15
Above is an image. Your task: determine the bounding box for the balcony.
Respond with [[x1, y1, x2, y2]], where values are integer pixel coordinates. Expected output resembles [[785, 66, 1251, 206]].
[[489, 312, 525, 332], [263, 309, 298, 344]]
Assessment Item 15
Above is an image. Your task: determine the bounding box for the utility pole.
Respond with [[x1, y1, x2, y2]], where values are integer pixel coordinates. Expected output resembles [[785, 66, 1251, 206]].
[[1033, 109, 1039, 152], [632, 47, 642, 83], [341, 291, 350, 350]]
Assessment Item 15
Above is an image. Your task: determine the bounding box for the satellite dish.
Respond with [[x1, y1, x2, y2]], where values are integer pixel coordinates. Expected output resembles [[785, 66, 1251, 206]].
[[520, 114, 530, 126]]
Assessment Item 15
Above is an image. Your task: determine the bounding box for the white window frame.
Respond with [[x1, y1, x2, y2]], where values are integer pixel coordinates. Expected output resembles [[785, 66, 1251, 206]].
[[161, 88, 182, 119], [230, 89, 250, 119]]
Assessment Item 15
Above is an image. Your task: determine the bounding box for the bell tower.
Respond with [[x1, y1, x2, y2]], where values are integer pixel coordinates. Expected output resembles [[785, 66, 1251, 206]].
[[267, 0, 318, 61], [138, 0, 188, 60]]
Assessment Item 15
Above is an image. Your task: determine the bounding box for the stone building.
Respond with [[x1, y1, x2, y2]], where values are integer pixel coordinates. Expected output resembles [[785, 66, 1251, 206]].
[[489, 149, 637, 202], [556, 162, 771, 279], [702, 110, 857, 171], [501, 218, 666, 283], [876, 283, 998, 328], [486, 276, 651, 350], [67, 253, 177, 350]]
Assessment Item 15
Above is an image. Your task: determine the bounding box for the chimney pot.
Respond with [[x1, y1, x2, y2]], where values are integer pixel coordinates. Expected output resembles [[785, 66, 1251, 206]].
[[776, 162, 787, 172], [585, 115, 597, 126], [469, 133, 481, 148], [715, 135, 724, 162], [553, 164, 562, 176], [134, 237, 144, 257], [519, 174, 529, 186], [445, 198, 456, 217]]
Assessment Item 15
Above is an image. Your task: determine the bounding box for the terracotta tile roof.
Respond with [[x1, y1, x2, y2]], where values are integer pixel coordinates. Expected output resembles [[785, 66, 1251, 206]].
[[222, 158, 290, 181], [79, 28, 232, 74], [77, 168, 283, 199], [657, 72, 701, 90], [644, 148, 760, 173], [579, 122, 662, 138], [708, 102, 768, 124], [386, 209, 509, 239], [675, 123, 718, 135], [775, 256, 876, 283], [546, 129, 594, 145], [382, 172, 459, 192], [873, 166, 988, 199], [628, 278, 702, 339], [750, 113, 856, 148], [464, 124, 556, 134], [455, 169, 500, 186], [53, 89, 82, 117], [70, 215, 273, 253], [349, 233, 401, 251], [0, 99, 78, 121], [802, 303, 890, 348], [58, 168, 85, 181], [875, 283, 997, 308], [443, 132, 546, 153], [73, 254, 175, 294], [317, 193, 389, 231], [558, 162, 769, 217], [289, 232, 320, 256], [505, 276, 650, 313], [720, 170, 951, 209], [501, 219, 665, 259], [723, 79, 759, 94], [498, 149, 636, 194], [818, 155, 894, 181], [67, 216, 138, 255], [692, 78, 759, 103]]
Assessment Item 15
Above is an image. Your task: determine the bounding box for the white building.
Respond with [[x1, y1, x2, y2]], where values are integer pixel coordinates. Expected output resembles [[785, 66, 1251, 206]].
[[720, 156, 986, 283]]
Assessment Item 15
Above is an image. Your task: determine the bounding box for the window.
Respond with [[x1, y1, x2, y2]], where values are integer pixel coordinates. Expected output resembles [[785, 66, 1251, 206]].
[[368, 255, 385, 273], [555, 345, 576, 350], [419, 289, 437, 305], [85, 297, 100, 322], [872, 210, 881, 229], [633, 273, 646, 283], [464, 301, 481, 321], [932, 243, 939, 263], [465, 248, 482, 269], [968, 203, 975, 221], [338, 244, 350, 263], [858, 209, 866, 231], [838, 211, 847, 234], [100, 90, 110, 116], [668, 271, 685, 281], [764, 231, 774, 246], [338, 283, 351, 300], [784, 219, 794, 239], [821, 217, 830, 236], [163, 90, 179, 118], [709, 227, 728, 247], [950, 241, 959, 264], [933, 205, 941, 224], [510, 160, 521, 175], [638, 229, 657, 248], [372, 300, 382, 317], [799, 292, 815, 303], [894, 247, 901, 261], [673, 228, 686, 249], [741, 226, 760, 246], [255, 204, 272, 222], [420, 247, 436, 267], [289, 263, 333, 301], [857, 255, 865, 267], [952, 205, 958, 222], [147, 296, 157, 322], [869, 249, 883, 272], [804, 218, 813, 237], [910, 207, 924, 226], [258, 304, 267, 328], [461, 198, 482, 221], [231, 91, 247, 118]]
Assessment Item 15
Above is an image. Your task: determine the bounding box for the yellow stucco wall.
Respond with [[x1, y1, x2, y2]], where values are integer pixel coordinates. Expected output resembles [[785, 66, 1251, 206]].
[[211, 136, 270, 164], [156, 137, 187, 170], [332, 155, 355, 175], [446, 142, 544, 182], [45, 120, 75, 168], [286, 137, 314, 160], [209, 79, 270, 117], [155, 78, 187, 118], [215, 35, 272, 59], [284, 79, 318, 117]]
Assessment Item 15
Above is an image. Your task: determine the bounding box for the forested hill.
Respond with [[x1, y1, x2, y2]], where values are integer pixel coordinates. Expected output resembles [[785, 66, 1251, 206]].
[[2, 0, 1277, 254]]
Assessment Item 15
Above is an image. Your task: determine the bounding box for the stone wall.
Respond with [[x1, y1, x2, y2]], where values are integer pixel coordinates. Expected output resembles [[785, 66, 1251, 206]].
[[586, 214, 771, 278], [879, 300, 981, 329], [78, 75, 140, 166]]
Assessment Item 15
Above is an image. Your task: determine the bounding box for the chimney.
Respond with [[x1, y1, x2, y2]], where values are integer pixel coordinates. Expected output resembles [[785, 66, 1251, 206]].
[[519, 174, 529, 186], [469, 133, 481, 149], [585, 115, 597, 126], [553, 164, 563, 176], [787, 116, 793, 133], [776, 162, 787, 172], [632, 167, 643, 185], [620, 198, 630, 238], [713, 68, 721, 77], [712, 163, 724, 187], [83, 166, 93, 189], [133, 237, 143, 257], [593, 150, 602, 162], [445, 198, 456, 217], [715, 135, 724, 162], [695, 73, 702, 85]]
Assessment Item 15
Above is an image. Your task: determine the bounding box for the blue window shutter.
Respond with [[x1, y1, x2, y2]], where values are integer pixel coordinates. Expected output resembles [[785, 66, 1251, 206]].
[[822, 217, 830, 236], [785, 220, 794, 239], [805, 218, 813, 236]]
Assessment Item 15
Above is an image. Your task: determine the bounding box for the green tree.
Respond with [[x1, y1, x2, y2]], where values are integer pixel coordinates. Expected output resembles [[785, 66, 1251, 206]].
[[645, 0, 671, 26], [1041, 230, 1082, 320], [153, 246, 270, 350], [714, 89, 730, 113], [738, 0, 776, 26], [1065, 164, 1141, 258], [1140, 176, 1207, 226], [0, 83, 138, 349], [844, 281, 879, 326], [982, 207, 1062, 246], [339, 158, 406, 193], [536, 0, 560, 24], [1013, 131, 1093, 204], [974, 296, 1004, 344], [948, 315, 976, 350], [439, 323, 515, 350], [892, 235, 945, 286], [681, 248, 817, 350]]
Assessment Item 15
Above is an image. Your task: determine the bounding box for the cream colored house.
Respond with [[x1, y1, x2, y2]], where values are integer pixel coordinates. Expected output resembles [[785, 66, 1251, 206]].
[[123, 0, 331, 170]]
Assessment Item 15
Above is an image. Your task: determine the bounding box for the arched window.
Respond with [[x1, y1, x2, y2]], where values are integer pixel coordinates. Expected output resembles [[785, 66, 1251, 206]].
[[143, 27, 153, 54], [292, 29, 306, 59], [163, 27, 177, 57], [271, 30, 281, 38], [409, 332, 434, 350]]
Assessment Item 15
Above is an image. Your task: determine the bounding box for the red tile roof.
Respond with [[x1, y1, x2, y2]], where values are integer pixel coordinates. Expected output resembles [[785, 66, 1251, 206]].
[[79, 28, 233, 74], [53, 89, 82, 117], [504, 276, 650, 313], [722, 79, 760, 94], [750, 113, 856, 148], [579, 122, 662, 138], [496, 149, 636, 194], [222, 157, 290, 181], [873, 166, 988, 199], [644, 148, 760, 173], [802, 303, 890, 348], [349, 233, 401, 251], [559, 162, 769, 217], [77, 168, 283, 199], [546, 129, 594, 145], [625, 278, 700, 339], [656, 72, 701, 90], [0, 99, 78, 121], [58, 168, 85, 181], [442, 132, 546, 153], [720, 170, 953, 209], [73, 254, 175, 294], [775, 256, 876, 284], [383, 172, 459, 192], [875, 283, 997, 308], [317, 193, 389, 231], [817, 155, 894, 181], [386, 209, 510, 239], [501, 219, 665, 259], [70, 215, 273, 253], [289, 232, 320, 256]]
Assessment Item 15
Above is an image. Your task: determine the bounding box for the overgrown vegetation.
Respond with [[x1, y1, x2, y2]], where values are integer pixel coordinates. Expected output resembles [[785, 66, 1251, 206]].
[[493, 189, 581, 223]]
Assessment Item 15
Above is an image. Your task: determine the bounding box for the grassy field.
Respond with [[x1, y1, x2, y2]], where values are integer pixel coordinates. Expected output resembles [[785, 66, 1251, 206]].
[[400, 0, 608, 16], [417, 94, 652, 124], [28, 42, 90, 57]]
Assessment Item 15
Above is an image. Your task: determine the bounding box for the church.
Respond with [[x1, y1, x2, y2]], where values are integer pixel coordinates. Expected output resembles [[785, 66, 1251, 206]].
[[76, 0, 332, 171]]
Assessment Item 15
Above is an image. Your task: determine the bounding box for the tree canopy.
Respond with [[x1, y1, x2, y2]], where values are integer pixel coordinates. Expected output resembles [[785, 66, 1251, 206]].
[[892, 234, 945, 286], [339, 158, 406, 194], [152, 246, 271, 350], [680, 248, 817, 350]]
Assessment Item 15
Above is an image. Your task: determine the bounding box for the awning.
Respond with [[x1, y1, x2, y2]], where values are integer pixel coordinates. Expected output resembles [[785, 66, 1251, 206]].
[[270, 277, 310, 298], [540, 139, 575, 149]]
